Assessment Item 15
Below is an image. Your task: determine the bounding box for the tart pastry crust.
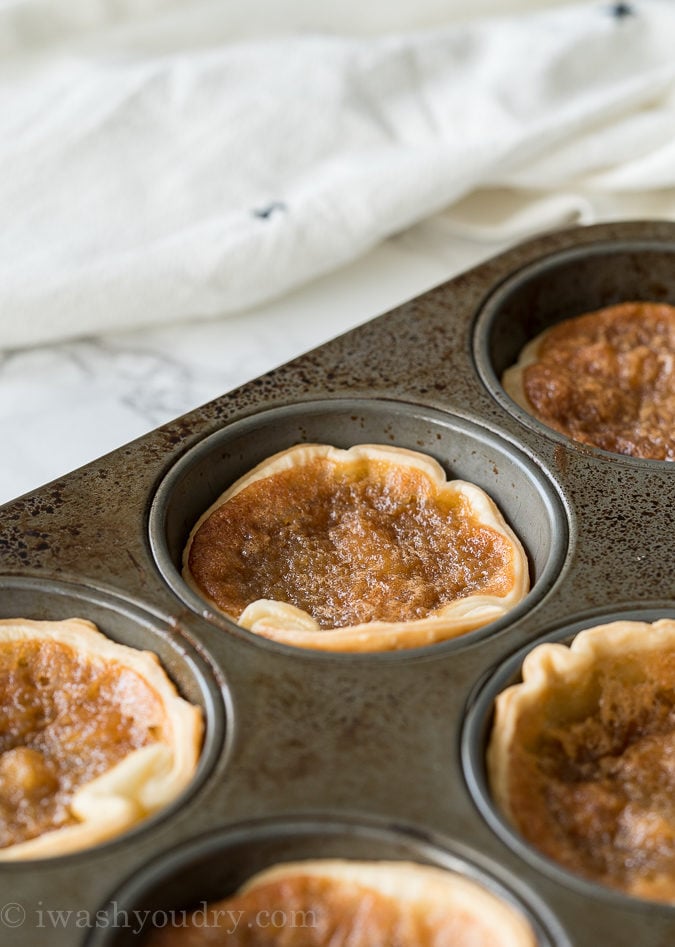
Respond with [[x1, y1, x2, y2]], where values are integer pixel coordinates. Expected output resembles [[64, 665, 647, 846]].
[[183, 443, 529, 652], [0, 618, 203, 860], [145, 859, 537, 946], [502, 301, 675, 460], [488, 618, 675, 901]]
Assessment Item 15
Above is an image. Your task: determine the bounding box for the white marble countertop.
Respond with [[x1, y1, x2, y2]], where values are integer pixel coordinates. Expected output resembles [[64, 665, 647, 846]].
[[0, 213, 509, 507]]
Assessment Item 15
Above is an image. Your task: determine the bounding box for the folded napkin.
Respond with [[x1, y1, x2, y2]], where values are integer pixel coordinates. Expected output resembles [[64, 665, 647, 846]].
[[1, 0, 675, 349]]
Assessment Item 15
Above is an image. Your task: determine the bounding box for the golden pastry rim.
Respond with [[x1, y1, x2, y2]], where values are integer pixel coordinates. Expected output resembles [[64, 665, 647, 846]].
[[502, 331, 545, 416], [0, 617, 203, 860], [183, 443, 529, 652]]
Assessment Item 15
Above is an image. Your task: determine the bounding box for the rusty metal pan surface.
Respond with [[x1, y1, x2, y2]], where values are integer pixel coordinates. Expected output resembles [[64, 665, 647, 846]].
[[0, 219, 674, 946]]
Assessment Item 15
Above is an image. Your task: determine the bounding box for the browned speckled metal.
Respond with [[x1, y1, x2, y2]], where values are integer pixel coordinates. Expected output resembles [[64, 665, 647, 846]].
[[0, 220, 674, 947]]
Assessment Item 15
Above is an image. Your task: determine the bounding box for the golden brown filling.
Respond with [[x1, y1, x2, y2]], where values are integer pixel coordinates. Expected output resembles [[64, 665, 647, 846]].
[[521, 301, 675, 460], [187, 458, 512, 628], [507, 650, 675, 899], [145, 874, 503, 946], [0, 639, 166, 848]]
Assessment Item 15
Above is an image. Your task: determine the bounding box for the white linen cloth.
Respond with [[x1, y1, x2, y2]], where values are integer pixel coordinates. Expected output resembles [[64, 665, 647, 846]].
[[2, 0, 675, 349]]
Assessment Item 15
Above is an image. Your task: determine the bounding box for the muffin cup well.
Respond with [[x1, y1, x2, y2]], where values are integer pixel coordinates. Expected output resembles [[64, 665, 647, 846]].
[[473, 239, 675, 462], [85, 815, 570, 947], [462, 605, 675, 910], [0, 573, 227, 863], [149, 398, 569, 656]]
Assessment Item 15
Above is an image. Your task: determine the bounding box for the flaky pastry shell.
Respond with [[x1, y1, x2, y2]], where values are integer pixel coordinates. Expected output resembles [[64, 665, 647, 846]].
[[0, 618, 203, 860], [147, 858, 537, 946], [183, 443, 529, 652], [243, 860, 536, 945], [488, 618, 675, 901]]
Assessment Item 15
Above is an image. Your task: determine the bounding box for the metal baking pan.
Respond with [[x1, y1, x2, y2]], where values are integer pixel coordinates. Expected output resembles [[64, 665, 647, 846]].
[[1, 219, 674, 947]]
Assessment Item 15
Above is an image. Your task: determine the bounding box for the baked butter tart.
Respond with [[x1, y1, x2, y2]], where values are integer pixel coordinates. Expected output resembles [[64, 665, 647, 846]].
[[502, 301, 675, 460], [488, 618, 675, 902], [183, 444, 529, 651], [144, 859, 537, 946], [0, 618, 202, 859]]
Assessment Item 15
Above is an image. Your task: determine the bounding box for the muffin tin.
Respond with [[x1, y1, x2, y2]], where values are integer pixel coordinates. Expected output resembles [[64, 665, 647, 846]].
[[0, 219, 674, 946]]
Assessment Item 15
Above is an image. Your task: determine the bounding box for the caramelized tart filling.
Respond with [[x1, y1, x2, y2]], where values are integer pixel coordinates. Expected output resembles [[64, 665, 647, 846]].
[[187, 457, 512, 628], [512, 301, 675, 460], [501, 644, 675, 900], [0, 638, 165, 849]]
